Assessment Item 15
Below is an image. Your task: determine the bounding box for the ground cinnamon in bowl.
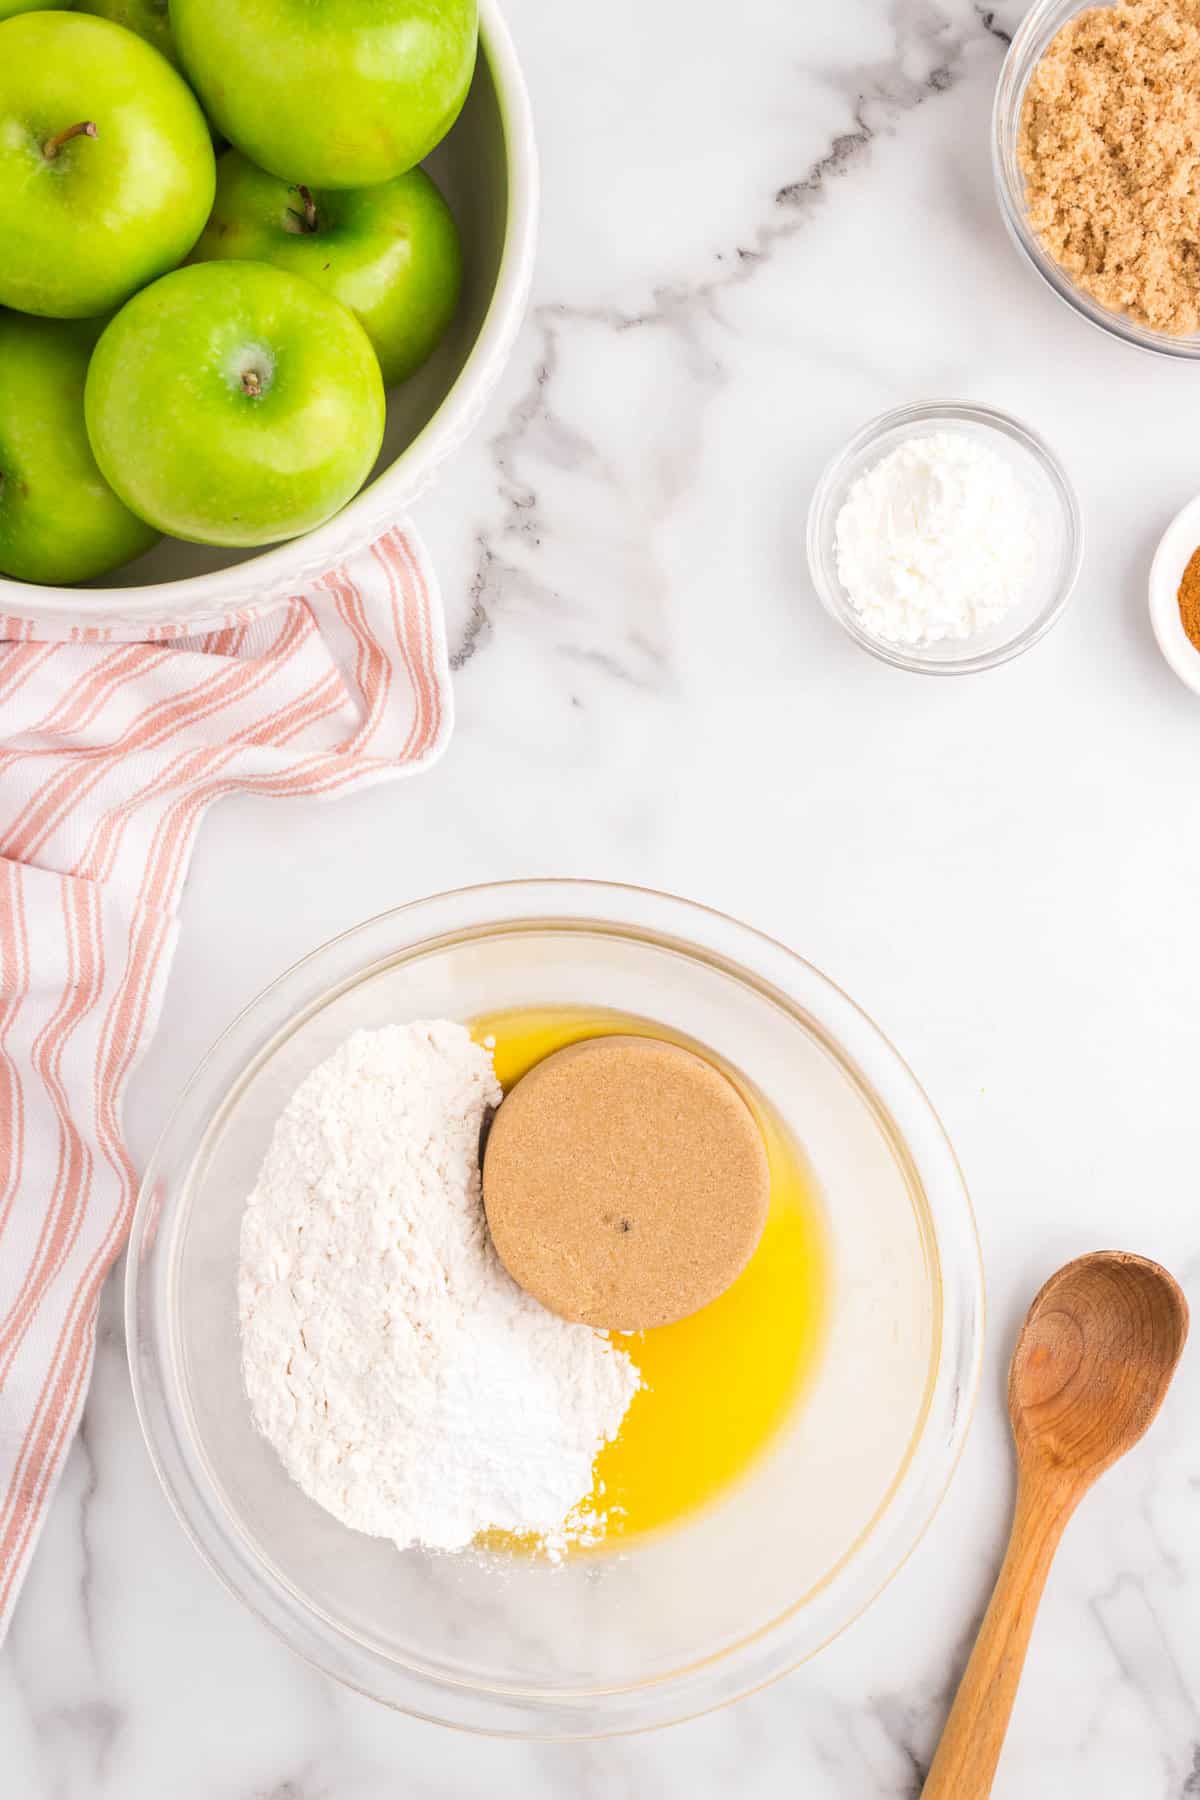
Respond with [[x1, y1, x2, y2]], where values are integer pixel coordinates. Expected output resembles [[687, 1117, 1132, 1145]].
[[1019, 0, 1200, 335], [1178, 546, 1200, 650]]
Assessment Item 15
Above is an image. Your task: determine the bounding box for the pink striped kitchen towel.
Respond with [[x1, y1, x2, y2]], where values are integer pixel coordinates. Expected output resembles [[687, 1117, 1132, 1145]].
[[0, 524, 452, 1636]]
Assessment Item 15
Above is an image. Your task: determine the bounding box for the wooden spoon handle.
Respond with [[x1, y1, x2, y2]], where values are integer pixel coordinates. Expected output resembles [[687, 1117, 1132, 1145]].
[[921, 1479, 1074, 1799]]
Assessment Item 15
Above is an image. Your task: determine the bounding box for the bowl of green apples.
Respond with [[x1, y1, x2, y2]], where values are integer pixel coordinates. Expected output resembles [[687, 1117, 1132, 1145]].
[[0, 0, 537, 631]]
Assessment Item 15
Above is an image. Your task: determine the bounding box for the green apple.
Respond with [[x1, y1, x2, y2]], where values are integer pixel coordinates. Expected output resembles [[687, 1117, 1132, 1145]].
[[74, 0, 175, 66], [0, 0, 73, 15], [0, 311, 158, 584], [171, 0, 478, 188], [0, 13, 215, 319], [85, 262, 386, 548], [191, 153, 463, 388]]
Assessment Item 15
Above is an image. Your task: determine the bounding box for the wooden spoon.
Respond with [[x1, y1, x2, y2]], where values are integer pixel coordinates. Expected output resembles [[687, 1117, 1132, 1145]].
[[922, 1251, 1188, 1799]]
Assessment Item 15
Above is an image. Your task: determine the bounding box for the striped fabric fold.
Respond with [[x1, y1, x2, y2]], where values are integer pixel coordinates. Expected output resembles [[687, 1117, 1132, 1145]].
[[0, 524, 452, 1637]]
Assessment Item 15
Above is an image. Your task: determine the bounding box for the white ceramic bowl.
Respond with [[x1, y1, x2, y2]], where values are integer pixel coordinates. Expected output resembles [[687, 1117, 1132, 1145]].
[[127, 881, 985, 1736], [1149, 495, 1200, 696], [1, 0, 538, 635]]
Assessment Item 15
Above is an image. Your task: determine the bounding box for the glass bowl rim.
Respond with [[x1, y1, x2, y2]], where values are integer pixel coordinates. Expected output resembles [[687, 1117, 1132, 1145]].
[[125, 878, 986, 1737], [992, 0, 1200, 362], [806, 399, 1084, 676]]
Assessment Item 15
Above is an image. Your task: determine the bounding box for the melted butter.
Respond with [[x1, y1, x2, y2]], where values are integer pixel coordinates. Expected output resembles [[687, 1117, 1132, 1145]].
[[472, 1006, 830, 1550]]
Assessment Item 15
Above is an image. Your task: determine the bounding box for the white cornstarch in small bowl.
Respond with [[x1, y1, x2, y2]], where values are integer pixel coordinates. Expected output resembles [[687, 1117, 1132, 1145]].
[[833, 431, 1038, 646]]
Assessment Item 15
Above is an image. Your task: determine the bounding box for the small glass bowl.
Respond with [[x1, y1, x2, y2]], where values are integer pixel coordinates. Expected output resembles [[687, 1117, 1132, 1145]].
[[806, 400, 1083, 676], [994, 0, 1200, 361]]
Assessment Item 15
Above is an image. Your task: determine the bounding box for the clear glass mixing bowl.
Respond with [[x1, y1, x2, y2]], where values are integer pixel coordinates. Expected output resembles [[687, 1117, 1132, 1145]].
[[126, 881, 984, 1736]]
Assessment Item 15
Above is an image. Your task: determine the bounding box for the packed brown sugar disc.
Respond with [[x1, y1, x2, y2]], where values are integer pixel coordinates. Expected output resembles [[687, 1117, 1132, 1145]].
[[481, 1035, 771, 1331]]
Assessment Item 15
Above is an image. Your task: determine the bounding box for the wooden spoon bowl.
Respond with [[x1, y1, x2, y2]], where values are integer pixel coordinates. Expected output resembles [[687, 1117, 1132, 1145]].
[[1011, 1252, 1189, 1491], [922, 1251, 1188, 1799]]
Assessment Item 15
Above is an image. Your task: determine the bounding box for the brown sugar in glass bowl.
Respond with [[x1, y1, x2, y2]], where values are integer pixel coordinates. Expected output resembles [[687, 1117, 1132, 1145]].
[[1017, 0, 1200, 337], [481, 1035, 771, 1331]]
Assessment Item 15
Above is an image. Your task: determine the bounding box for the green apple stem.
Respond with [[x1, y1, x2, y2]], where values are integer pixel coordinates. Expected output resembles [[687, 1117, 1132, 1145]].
[[289, 185, 319, 233], [43, 120, 98, 161]]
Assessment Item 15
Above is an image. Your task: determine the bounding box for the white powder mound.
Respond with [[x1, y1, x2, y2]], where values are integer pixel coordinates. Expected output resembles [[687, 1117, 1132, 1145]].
[[833, 430, 1038, 646], [238, 1022, 640, 1555]]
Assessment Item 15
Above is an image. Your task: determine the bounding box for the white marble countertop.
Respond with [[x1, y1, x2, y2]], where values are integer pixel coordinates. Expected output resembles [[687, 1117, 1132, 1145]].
[[6, 0, 1200, 1792]]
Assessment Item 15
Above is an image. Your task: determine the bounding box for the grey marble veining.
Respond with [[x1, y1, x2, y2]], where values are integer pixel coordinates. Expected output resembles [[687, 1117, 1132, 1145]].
[[452, 0, 1019, 684], [5, 0, 1200, 1794]]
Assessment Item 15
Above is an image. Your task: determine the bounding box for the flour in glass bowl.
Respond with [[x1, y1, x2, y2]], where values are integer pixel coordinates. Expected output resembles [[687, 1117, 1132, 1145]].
[[238, 1021, 640, 1558]]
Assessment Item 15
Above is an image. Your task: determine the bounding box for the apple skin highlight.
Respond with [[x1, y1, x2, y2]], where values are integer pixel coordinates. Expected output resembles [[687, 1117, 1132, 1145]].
[[191, 154, 463, 388], [0, 11, 215, 319], [84, 262, 387, 549], [171, 0, 479, 189]]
